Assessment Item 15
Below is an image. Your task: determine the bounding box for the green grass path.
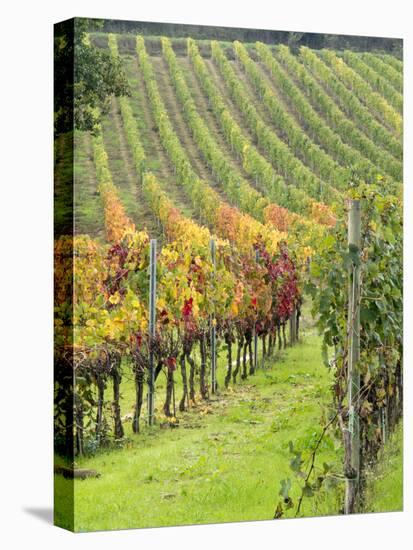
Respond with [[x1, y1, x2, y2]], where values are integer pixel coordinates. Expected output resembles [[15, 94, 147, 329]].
[[55, 329, 403, 531], [364, 422, 403, 513]]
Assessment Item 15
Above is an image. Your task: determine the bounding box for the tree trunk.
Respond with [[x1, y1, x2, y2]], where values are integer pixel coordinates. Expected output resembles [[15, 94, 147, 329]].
[[282, 323, 287, 349], [64, 385, 74, 458], [268, 333, 273, 356], [74, 393, 83, 456], [112, 362, 124, 440], [289, 309, 296, 346], [396, 360, 403, 419], [95, 374, 105, 441], [248, 338, 254, 375], [132, 368, 144, 433], [179, 353, 188, 412], [164, 368, 174, 417], [224, 333, 232, 388], [241, 341, 248, 380], [233, 336, 243, 383], [188, 353, 196, 403], [296, 307, 301, 341], [277, 323, 282, 350], [154, 361, 163, 381], [199, 335, 208, 400]]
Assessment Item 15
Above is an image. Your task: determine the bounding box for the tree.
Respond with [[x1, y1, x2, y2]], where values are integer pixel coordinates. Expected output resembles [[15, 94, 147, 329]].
[[54, 18, 130, 135], [287, 32, 304, 54]]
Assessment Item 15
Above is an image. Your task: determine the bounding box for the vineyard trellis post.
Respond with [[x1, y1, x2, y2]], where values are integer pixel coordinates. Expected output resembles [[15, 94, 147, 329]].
[[345, 199, 361, 514], [210, 239, 217, 394], [148, 239, 157, 426], [254, 248, 259, 371]]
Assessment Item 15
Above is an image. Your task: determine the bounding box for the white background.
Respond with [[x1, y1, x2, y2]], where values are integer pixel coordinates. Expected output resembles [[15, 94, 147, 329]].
[[0, 0, 411, 548]]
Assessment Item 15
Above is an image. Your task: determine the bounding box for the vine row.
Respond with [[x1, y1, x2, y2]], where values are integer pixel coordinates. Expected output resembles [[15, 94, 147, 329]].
[[342, 51, 402, 113], [135, 35, 294, 256], [91, 125, 135, 242], [208, 40, 337, 207], [233, 41, 350, 190], [360, 52, 403, 93], [379, 53, 403, 74], [319, 49, 402, 137], [274, 45, 402, 184], [300, 47, 402, 160], [256, 42, 397, 187]]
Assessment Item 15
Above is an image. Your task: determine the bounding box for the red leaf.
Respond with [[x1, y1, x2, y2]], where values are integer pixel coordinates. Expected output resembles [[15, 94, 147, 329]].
[[182, 297, 193, 318], [166, 356, 176, 371]]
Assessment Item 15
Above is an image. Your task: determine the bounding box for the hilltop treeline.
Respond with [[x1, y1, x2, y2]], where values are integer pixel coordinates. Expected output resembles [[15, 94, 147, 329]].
[[96, 18, 402, 56]]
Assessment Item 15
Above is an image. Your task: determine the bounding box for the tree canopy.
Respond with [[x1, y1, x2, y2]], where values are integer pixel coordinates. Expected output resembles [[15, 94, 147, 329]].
[[54, 18, 130, 134]]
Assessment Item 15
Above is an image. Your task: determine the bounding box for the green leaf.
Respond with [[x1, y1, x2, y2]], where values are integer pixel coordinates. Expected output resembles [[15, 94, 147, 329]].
[[274, 502, 284, 519], [302, 482, 314, 497], [360, 306, 376, 324], [290, 452, 303, 472], [382, 226, 395, 244], [323, 462, 331, 474], [279, 478, 292, 499], [310, 263, 321, 278], [322, 234, 336, 249]]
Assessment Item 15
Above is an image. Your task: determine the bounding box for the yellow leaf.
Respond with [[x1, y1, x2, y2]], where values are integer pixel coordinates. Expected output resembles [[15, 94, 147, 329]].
[[109, 293, 120, 305]]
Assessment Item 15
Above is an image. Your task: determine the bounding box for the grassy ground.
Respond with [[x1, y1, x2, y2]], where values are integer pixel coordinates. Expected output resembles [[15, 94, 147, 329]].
[[73, 131, 105, 238], [54, 314, 403, 532], [364, 422, 403, 513], [55, 323, 348, 532]]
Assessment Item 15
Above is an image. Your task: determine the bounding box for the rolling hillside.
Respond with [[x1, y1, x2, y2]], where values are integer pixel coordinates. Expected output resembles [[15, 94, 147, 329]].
[[71, 34, 402, 238]]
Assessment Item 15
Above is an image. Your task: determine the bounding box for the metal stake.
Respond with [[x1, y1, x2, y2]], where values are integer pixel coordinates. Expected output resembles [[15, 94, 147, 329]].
[[148, 239, 157, 425], [210, 239, 217, 394]]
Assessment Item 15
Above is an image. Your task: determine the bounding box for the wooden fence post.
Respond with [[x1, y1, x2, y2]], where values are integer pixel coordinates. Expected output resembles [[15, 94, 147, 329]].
[[345, 200, 361, 514], [148, 239, 157, 426]]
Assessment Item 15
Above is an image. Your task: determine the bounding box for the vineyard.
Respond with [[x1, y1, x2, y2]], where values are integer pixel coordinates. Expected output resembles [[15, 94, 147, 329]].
[[54, 27, 403, 532]]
